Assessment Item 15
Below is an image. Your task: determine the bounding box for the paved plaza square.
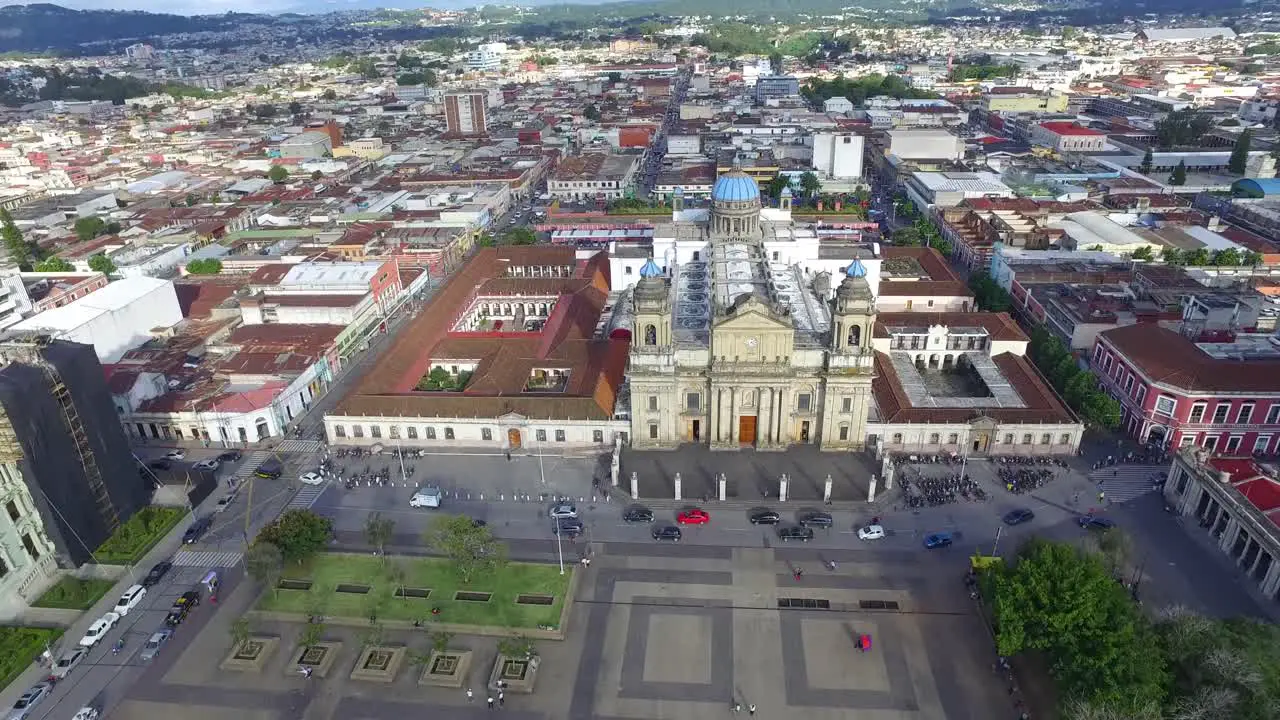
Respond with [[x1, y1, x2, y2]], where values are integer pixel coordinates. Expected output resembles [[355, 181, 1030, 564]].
[[105, 543, 1008, 720]]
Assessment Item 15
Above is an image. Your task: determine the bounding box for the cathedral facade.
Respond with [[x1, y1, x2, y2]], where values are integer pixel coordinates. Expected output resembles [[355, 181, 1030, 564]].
[[628, 170, 877, 452]]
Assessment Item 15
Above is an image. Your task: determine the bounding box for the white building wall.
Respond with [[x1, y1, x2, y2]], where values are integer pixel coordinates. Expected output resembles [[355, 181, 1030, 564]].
[[324, 414, 626, 450], [13, 280, 182, 363], [812, 133, 864, 180]]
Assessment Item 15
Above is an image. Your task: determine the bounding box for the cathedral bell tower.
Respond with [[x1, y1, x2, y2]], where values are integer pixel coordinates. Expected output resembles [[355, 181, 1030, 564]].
[[633, 259, 671, 349], [832, 259, 874, 353]]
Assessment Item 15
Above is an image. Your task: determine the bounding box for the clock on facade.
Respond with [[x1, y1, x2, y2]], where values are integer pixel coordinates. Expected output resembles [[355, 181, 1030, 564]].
[[744, 336, 759, 350]]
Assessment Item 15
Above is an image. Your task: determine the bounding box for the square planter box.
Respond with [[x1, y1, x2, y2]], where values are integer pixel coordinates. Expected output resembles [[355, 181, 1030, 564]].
[[288, 640, 342, 679], [418, 649, 472, 687], [350, 645, 406, 683], [488, 653, 539, 694], [220, 636, 279, 672]]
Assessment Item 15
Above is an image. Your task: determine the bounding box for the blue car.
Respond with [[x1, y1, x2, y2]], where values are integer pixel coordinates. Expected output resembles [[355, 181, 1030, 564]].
[[923, 532, 953, 549]]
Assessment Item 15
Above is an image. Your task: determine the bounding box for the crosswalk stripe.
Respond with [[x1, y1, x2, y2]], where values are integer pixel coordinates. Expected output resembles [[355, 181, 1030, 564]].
[[171, 550, 243, 568], [286, 482, 328, 511], [276, 439, 325, 454], [1089, 464, 1166, 504]]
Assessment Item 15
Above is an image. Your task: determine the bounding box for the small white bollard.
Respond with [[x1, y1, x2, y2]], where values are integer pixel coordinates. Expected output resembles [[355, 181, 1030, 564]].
[[823, 476, 833, 504], [674, 472, 682, 501], [884, 468, 894, 491], [867, 475, 878, 503], [630, 472, 639, 500], [778, 475, 788, 503], [718, 475, 727, 502]]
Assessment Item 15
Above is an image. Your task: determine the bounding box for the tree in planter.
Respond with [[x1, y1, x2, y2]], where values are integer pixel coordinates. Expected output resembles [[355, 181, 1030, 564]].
[[1228, 128, 1253, 175], [245, 541, 285, 598], [255, 510, 333, 565], [230, 617, 252, 653], [300, 621, 325, 650], [424, 514, 506, 584], [497, 635, 537, 659], [1168, 160, 1187, 186], [88, 253, 116, 274], [364, 512, 395, 557], [1139, 147, 1153, 175]]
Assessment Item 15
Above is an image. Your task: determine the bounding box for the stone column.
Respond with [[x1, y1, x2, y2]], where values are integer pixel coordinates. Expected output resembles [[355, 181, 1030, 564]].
[[778, 474, 788, 503], [823, 475, 833, 503], [729, 387, 738, 444], [868, 474, 878, 503], [775, 389, 789, 445], [1248, 541, 1264, 575], [716, 388, 725, 443], [1219, 517, 1241, 554], [718, 474, 727, 502], [673, 472, 682, 501], [1261, 557, 1280, 597], [630, 471, 639, 500]]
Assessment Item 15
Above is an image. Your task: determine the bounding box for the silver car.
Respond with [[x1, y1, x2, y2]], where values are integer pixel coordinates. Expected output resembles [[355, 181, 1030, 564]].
[[50, 648, 87, 681], [139, 628, 172, 662], [548, 503, 577, 519], [8, 683, 51, 720]]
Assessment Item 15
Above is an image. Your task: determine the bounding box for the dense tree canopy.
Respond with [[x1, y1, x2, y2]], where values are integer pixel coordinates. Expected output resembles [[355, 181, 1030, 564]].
[[802, 73, 940, 105]]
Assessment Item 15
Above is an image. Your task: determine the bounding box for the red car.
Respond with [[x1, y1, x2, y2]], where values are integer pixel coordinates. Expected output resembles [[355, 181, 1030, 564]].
[[676, 509, 710, 525]]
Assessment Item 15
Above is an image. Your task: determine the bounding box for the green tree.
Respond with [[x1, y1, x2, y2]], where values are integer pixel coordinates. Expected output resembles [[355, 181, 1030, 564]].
[[287, 100, 303, 115], [765, 174, 791, 198], [255, 509, 333, 565], [1241, 250, 1263, 267], [267, 165, 289, 184], [1130, 246, 1154, 261], [1168, 160, 1187, 186], [321, 88, 337, 100], [1184, 247, 1211, 266], [73, 216, 106, 242], [1228, 128, 1253, 175], [299, 620, 325, 650], [0, 208, 31, 268], [1139, 148, 1153, 175], [254, 104, 277, 118], [245, 541, 284, 598], [501, 227, 537, 246], [798, 171, 822, 197], [1161, 246, 1185, 266], [424, 513, 506, 584], [34, 257, 74, 272], [87, 253, 116, 274], [186, 258, 223, 275], [890, 226, 923, 247], [1155, 109, 1213, 148], [1212, 248, 1242, 266], [230, 618, 252, 653], [364, 512, 395, 556], [768, 51, 783, 73], [987, 539, 1168, 714], [475, 232, 495, 248], [582, 104, 601, 122], [184, 193, 200, 207]]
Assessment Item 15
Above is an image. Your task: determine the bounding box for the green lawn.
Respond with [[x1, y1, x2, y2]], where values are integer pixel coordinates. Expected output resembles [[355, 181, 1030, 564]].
[[256, 553, 571, 629], [95, 506, 186, 565], [31, 577, 115, 610], [0, 626, 62, 690]]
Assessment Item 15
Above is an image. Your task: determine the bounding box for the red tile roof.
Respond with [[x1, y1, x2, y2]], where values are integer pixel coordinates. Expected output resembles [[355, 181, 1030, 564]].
[[1038, 121, 1106, 137], [1100, 324, 1280, 393], [1208, 457, 1280, 526]]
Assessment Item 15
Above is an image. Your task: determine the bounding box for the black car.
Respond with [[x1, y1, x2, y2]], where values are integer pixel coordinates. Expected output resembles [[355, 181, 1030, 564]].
[[255, 458, 283, 479], [778, 525, 815, 542], [165, 591, 201, 626], [799, 511, 834, 528], [217, 450, 243, 463], [553, 518, 584, 538], [1002, 508, 1036, 526], [749, 509, 781, 525], [622, 505, 654, 523], [142, 560, 173, 588], [652, 525, 682, 542], [147, 459, 172, 472], [182, 516, 212, 544], [1079, 515, 1116, 530]]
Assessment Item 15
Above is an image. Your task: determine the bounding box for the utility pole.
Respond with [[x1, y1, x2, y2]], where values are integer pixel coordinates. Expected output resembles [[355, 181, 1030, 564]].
[[990, 525, 1004, 557], [242, 476, 255, 548]]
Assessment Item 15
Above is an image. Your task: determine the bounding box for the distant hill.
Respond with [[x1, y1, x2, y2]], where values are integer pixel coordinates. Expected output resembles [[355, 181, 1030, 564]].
[[0, 3, 266, 53]]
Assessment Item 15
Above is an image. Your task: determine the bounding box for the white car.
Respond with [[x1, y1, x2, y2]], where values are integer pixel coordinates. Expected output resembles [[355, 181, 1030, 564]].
[[299, 472, 324, 485], [857, 524, 886, 541], [191, 458, 220, 472], [78, 612, 120, 648], [548, 503, 577, 519], [164, 450, 186, 461], [113, 584, 147, 616]]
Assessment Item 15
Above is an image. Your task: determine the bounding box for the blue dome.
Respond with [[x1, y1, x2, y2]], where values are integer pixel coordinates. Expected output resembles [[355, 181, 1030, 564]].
[[846, 259, 868, 278], [639, 258, 663, 278], [711, 171, 761, 203]]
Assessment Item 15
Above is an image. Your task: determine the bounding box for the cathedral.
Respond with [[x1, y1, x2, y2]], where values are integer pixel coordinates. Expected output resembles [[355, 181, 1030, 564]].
[[620, 169, 1084, 457], [627, 169, 878, 451]]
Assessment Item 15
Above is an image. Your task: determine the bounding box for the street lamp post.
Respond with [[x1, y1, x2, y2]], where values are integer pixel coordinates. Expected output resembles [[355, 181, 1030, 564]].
[[555, 521, 565, 576]]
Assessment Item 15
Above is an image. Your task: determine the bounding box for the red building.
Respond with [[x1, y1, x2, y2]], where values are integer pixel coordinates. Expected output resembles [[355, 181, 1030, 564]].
[[1093, 323, 1280, 454]]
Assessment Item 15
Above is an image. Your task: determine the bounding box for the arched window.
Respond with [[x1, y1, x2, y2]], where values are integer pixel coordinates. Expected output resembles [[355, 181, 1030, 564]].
[[644, 324, 658, 346], [847, 325, 860, 348]]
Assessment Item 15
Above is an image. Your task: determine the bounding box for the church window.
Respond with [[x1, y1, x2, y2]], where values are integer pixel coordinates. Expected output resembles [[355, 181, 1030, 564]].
[[644, 324, 657, 346], [847, 325, 860, 347], [842, 397, 852, 412], [929, 433, 940, 444], [839, 425, 849, 441], [797, 393, 812, 412], [648, 396, 659, 411], [649, 424, 659, 439], [892, 433, 903, 444], [686, 393, 701, 411]]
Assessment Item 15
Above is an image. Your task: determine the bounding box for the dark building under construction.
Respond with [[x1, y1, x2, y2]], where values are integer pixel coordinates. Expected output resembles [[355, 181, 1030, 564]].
[[0, 336, 150, 568]]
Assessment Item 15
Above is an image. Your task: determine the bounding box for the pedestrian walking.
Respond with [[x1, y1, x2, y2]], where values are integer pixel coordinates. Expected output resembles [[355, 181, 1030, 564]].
[[732, 701, 741, 713], [749, 704, 756, 715], [1098, 492, 1105, 503], [487, 697, 495, 710], [498, 691, 505, 707], [467, 688, 474, 702]]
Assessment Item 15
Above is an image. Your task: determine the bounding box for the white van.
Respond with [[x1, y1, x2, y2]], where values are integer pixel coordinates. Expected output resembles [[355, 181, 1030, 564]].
[[409, 485, 442, 508]]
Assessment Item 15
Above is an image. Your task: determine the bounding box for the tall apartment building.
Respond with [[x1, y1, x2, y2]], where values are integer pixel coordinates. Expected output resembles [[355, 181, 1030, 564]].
[[444, 91, 488, 136], [0, 336, 149, 616]]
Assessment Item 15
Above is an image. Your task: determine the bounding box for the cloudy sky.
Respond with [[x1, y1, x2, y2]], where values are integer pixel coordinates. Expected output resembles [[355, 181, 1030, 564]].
[[4, 0, 441, 14]]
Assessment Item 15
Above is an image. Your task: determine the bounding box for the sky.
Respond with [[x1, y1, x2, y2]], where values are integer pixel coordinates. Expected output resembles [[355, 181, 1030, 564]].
[[2, 0, 447, 14]]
